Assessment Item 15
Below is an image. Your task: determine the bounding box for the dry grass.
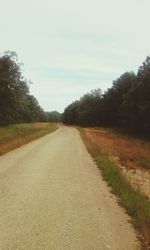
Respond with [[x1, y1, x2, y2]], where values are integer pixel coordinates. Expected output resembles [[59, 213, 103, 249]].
[[85, 127, 150, 171], [79, 127, 150, 250], [0, 123, 58, 155]]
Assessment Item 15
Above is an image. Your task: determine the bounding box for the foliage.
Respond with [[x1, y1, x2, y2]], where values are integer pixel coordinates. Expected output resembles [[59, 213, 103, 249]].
[[63, 56, 150, 137], [63, 89, 103, 126], [79, 127, 150, 249], [0, 51, 46, 126], [45, 111, 62, 123]]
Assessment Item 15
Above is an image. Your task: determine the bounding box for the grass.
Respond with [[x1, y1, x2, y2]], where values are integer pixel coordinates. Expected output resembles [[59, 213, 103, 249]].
[[78, 127, 150, 250], [85, 127, 150, 171], [0, 123, 58, 155]]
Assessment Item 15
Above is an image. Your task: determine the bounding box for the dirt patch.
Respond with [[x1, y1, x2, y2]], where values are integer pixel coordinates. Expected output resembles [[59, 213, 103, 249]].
[[84, 128, 150, 199]]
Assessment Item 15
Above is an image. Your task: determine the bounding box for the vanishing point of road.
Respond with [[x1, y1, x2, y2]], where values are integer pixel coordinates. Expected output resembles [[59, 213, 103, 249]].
[[0, 126, 139, 250]]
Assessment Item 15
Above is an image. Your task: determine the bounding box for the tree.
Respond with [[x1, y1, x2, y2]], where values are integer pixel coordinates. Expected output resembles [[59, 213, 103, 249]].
[[45, 111, 62, 123], [0, 51, 29, 125], [63, 101, 80, 125], [103, 72, 136, 127], [77, 89, 102, 126], [0, 51, 46, 126], [63, 56, 150, 138], [63, 89, 103, 126]]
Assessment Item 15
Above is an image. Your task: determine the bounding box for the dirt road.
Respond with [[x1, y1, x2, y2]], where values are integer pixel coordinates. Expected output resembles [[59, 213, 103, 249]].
[[0, 126, 139, 250]]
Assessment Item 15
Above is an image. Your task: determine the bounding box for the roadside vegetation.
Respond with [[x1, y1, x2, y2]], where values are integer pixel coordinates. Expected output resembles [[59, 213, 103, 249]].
[[0, 123, 57, 155], [79, 128, 150, 250], [84, 127, 150, 171], [0, 50, 62, 126], [63, 56, 150, 139], [45, 111, 62, 123]]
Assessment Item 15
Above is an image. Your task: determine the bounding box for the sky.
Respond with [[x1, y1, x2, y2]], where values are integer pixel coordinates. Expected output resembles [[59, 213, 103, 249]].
[[0, 0, 150, 112]]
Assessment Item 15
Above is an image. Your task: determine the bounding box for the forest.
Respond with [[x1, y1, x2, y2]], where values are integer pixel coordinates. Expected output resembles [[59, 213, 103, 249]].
[[0, 51, 61, 126], [1, 50, 150, 137], [63, 56, 150, 137]]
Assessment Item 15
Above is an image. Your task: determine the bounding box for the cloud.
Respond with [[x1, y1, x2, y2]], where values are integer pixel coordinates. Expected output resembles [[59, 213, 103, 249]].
[[0, 0, 150, 111], [29, 78, 110, 112]]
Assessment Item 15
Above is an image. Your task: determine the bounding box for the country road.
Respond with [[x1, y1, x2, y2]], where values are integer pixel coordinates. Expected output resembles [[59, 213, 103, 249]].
[[0, 126, 139, 250]]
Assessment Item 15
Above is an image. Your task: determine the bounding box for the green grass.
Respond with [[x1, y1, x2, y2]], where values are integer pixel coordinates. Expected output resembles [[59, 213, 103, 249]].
[[96, 154, 150, 226], [79, 127, 150, 249], [0, 123, 58, 155]]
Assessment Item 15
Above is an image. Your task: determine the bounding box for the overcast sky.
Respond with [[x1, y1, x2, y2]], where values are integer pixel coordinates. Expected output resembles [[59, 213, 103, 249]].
[[1, 0, 150, 112]]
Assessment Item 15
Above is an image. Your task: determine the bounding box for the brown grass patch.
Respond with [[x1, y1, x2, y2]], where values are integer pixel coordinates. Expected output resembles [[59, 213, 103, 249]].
[[85, 127, 150, 171], [79, 127, 150, 249], [0, 123, 57, 155]]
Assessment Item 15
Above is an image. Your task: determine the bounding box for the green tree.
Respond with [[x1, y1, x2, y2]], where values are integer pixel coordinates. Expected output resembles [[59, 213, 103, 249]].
[[77, 89, 102, 126], [63, 101, 80, 125], [103, 72, 136, 127], [45, 111, 62, 123], [0, 51, 29, 125], [0, 51, 46, 126]]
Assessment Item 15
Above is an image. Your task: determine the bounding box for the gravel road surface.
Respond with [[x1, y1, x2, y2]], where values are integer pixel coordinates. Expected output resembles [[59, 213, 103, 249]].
[[0, 126, 139, 250]]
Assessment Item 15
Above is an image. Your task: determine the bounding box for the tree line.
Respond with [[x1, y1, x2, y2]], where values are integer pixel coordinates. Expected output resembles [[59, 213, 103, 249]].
[[45, 111, 62, 123], [63, 56, 150, 137], [0, 51, 61, 126]]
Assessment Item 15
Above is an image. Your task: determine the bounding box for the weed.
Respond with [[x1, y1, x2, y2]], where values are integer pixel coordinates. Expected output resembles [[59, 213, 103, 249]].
[[0, 123, 57, 155], [79, 127, 150, 249]]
